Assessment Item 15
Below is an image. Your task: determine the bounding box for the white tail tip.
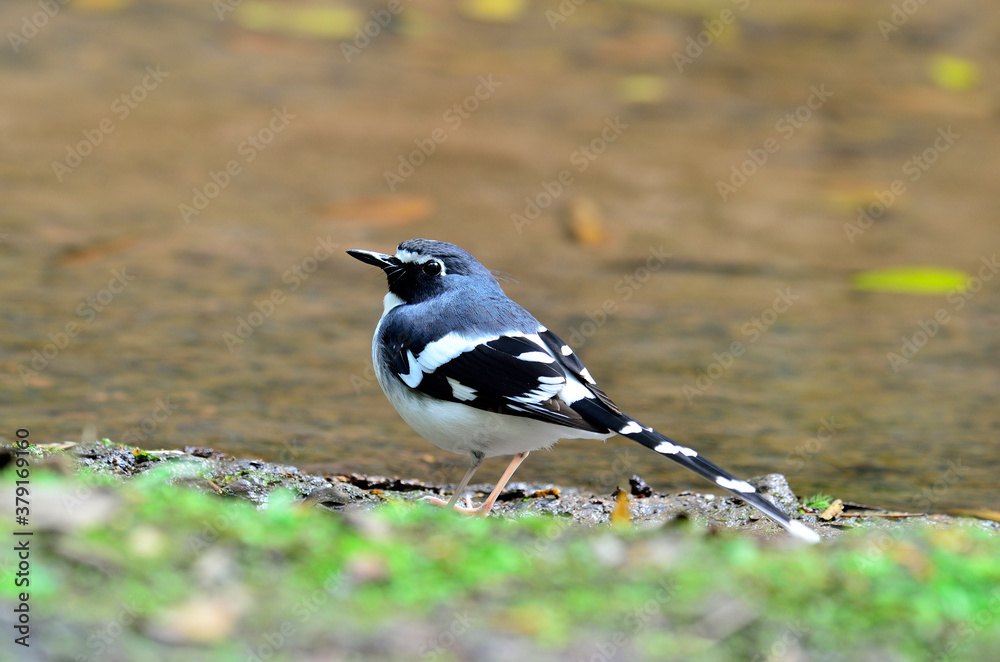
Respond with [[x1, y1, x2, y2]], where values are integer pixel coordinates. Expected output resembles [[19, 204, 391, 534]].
[[785, 519, 821, 544]]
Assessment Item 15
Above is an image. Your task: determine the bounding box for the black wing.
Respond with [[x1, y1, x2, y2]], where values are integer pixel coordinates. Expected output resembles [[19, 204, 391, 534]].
[[383, 329, 607, 433]]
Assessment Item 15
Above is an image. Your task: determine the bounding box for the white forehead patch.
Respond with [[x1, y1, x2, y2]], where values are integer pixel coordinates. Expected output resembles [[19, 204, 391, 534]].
[[395, 249, 425, 264]]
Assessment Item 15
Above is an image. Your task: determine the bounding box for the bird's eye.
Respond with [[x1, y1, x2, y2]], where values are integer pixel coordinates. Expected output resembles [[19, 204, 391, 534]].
[[422, 260, 443, 276]]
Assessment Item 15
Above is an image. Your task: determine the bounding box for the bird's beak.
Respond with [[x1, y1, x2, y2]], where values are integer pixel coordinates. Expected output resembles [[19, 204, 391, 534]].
[[346, 249, 398, 271]]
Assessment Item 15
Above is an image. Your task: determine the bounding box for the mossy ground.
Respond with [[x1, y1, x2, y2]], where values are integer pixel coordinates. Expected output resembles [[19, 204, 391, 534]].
[[3, 448, 1000, 662]]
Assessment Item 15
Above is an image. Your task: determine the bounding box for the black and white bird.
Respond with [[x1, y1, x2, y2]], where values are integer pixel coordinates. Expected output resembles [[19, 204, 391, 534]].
[[347, 239, 819, 543]]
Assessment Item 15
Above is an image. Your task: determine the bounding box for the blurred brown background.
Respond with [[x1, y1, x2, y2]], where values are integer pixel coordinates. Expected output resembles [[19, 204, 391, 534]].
[[2, 0, 998, 511]]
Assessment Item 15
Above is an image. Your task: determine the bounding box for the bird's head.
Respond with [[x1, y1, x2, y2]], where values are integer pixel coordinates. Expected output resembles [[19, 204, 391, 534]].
[[347, 239, 500, 305]]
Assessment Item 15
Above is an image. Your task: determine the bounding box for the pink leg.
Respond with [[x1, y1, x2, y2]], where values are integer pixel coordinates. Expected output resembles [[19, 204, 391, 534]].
[[445, 456, 483, 510], [476, 451, 530, 516], [421, 451, 530, 516], [421, 453, 483, 511]]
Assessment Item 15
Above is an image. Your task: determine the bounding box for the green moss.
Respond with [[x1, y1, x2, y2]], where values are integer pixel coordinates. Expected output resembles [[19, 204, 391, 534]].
[[6, 467, 1000, 661], [803, 492, 835, 510]]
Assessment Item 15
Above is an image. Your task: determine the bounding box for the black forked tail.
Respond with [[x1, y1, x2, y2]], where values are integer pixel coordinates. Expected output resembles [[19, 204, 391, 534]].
[[573, 399, 820, 543]]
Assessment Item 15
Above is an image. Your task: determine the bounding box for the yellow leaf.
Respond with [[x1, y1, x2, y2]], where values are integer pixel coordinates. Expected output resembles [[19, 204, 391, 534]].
[[611, 488, 631, 527], [73, 0, 132, 11], [459, 0, 528, 23], [235, 1, 363, 40], [617, 75, 669, 105], [561, 197, 611, 248], [927, 55, 980, 91], [819, 499, 843, 521], [851, 266, 970, 295]]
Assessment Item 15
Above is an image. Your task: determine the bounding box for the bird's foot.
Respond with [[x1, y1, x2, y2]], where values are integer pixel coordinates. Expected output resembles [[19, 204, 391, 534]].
[[420, 494, 482, 514]]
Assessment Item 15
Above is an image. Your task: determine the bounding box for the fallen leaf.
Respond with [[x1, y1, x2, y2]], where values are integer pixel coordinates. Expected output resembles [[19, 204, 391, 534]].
[[561, 197, 610, 248], [617, 75, 669, 105], [927, 55, 980, 91], [851, 266, 970, 295], [611, 487, 631, 526], [56, 235, 140, 266], [235, 1, 363, 40], [459, 0, 528, 23], [818, 499, 843, 521]]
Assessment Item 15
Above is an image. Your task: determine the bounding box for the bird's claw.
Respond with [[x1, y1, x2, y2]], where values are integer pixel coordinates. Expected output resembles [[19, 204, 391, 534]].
[[420, 494, 480, 514]]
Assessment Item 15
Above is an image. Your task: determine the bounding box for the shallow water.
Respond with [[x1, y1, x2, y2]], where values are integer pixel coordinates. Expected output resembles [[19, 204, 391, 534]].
[[2, 0, 998, 512]]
